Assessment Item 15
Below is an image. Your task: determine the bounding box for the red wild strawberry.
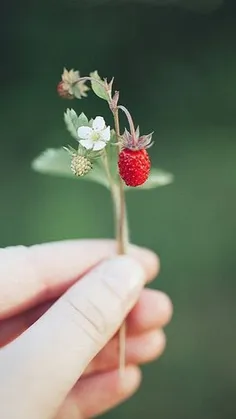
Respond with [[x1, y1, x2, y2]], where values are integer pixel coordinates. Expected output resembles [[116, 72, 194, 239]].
[[118, 148, 151, 187], [117, 109, 153, 187]]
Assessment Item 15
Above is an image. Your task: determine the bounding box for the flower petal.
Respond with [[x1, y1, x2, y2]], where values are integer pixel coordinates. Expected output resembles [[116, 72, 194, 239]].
[[92, 116, 105, 131], [100, 126, 111, 142], [93, 141, 107, 151], [79, 139, 94, 149], [77, 126, 93, 139]]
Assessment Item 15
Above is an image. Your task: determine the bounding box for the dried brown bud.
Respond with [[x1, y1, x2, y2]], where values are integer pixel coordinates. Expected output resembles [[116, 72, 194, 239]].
[[57, 81, 74, 99], [57, 68, 89, 99]]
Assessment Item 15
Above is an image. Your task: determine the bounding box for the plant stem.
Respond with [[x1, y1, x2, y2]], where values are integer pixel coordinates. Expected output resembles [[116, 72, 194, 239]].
[[113, 109, 129, 254], [118, 105, 136, 140], [79, 74, 129, 375], [113, 108, 129, 377]]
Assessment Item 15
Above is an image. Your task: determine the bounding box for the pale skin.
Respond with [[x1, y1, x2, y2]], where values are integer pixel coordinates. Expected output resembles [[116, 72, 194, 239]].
[[0, 240, 173, 419]]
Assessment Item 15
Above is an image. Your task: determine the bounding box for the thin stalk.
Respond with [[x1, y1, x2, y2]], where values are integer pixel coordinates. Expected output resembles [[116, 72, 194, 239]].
[[77, 74, 129, 375], [113, 109, 129, 254], [118, 105, 136, 140], [101, 141, 128, 378], [113, 108, 129, 377], [73, 76, 106, 89]]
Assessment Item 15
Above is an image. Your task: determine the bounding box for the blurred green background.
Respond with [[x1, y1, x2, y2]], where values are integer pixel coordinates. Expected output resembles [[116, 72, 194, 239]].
[[1, 0, 236, 418]]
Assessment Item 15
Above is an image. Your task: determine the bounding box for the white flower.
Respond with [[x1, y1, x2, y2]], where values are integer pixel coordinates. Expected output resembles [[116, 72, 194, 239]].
[[77, 116, 110, 151]]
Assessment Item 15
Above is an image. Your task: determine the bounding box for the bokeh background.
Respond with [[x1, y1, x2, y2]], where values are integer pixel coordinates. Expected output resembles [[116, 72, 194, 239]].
[[1, 0, 236, 418]]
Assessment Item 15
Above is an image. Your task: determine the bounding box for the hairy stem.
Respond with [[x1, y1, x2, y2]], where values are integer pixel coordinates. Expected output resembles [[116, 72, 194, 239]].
[[113, 109, 129, 254], [118, 105, 136, 141], [78, 74, 129, 375], [113, 108, 129, 377], [101, 132, 128, 378]]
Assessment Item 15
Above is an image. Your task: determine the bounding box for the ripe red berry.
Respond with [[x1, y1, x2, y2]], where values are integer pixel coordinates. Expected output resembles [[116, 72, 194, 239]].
[[118, 148, 151, 187]]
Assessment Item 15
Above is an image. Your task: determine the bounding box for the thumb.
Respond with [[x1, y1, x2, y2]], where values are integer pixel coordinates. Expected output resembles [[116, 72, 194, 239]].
[[0, 256, 145, 419]]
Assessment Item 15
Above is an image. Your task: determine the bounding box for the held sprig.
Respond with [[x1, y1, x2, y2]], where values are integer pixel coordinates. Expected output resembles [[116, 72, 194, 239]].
[[32, 67, 174, 378], [58, 69, 148, 373]]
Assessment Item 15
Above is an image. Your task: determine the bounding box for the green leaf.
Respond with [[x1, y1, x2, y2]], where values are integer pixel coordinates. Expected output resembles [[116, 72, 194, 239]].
[[90, 71, 109, 101], [64, 109, 79, 139], [78, 112, 89, 126], [32, 148, 109, 188], [32, 148, 174, 192], [125, 168, 174, 191], [64, 109, 89, 140]]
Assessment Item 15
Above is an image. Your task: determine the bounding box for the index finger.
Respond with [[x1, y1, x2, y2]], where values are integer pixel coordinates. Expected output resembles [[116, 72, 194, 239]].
[[0, 240, 159, 320]]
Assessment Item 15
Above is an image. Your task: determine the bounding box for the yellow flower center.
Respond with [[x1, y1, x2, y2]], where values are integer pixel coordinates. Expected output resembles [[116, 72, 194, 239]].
[[91, 132, 100, 142]]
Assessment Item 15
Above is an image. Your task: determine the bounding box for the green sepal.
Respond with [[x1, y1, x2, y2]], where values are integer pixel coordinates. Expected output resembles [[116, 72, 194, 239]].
[[78, 112, 89, 126], [64, 109, 89, 140], [63, 145, 77, 156], [90, 71, 109, 101]]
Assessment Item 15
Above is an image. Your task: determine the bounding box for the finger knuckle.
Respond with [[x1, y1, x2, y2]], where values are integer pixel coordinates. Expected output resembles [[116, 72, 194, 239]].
[[62, 294, 108, 344]]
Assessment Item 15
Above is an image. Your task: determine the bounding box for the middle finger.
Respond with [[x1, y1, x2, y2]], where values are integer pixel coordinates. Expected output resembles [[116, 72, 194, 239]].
[[0, 289, 172, 348]]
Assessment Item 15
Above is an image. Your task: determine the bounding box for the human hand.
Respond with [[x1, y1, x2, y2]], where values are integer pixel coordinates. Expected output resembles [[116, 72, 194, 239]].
[[0, 240, 172, 419]]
